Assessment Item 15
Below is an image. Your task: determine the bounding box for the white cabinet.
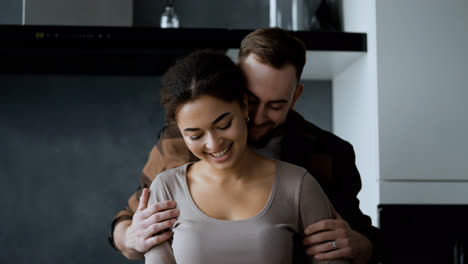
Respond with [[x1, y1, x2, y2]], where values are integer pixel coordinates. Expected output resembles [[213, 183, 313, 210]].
[[335, 0, 468, 211], [377, 0, 468, 182]]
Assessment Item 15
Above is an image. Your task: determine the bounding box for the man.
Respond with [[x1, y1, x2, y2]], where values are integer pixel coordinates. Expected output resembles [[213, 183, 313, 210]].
[[110, 27, 380, 263]]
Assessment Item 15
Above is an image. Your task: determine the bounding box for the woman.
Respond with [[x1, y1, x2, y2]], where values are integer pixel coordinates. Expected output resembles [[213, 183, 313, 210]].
[[145, 50, 348, 264]]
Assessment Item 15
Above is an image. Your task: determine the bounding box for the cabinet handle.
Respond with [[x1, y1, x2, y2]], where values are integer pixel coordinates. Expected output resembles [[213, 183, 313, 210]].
[[454, 240, 459, 264], [460, 242, 464, 264], [454, 241, 465, 264]]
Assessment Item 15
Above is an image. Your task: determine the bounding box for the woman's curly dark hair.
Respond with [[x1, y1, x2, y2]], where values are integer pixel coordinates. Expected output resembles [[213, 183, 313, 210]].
[[161, 50, 247, 124]]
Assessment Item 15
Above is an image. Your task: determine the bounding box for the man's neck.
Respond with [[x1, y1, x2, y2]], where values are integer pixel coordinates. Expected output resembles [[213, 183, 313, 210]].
[[249, 124, 286, 149]]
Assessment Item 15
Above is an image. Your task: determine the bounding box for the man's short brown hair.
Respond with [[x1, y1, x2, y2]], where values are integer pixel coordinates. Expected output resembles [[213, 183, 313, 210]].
[[238, 27, 306, 82]]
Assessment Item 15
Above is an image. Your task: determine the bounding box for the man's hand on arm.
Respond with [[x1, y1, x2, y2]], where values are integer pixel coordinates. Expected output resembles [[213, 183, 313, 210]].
[[302, 206, 373, 264], [113, 188, 179, 260]]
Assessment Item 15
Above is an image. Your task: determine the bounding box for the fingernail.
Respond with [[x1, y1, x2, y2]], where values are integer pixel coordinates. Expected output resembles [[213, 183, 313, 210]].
[[304, 228, 310, 235]]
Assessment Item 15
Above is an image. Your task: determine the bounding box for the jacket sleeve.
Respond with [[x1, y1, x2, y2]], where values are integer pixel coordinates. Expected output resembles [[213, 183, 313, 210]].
[[282, 111, 382, 263], [327, 142, 382, 263], [108, 125, 194, 251]]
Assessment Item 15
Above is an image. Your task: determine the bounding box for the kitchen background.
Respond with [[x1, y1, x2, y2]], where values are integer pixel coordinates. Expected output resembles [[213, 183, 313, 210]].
[[1, 0, 468, 263], [1, 1, 332, 263]]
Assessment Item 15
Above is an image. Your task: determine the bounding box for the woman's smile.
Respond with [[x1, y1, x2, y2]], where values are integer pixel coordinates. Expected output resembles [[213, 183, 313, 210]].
[[205, 142, 233, 161]]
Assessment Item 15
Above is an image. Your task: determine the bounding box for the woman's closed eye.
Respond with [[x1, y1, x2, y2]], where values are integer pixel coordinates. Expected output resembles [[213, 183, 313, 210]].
[[190, 134, 203, 140], [218, 120, 232, 130], [187, 120, 231, 140]]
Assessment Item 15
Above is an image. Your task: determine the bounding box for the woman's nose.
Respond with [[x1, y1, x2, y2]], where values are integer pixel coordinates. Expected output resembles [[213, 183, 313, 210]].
[[205, 132, 222, 150]]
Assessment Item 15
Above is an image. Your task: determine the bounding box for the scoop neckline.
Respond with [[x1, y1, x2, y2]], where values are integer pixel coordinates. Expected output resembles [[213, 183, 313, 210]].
[[180, 160, 280, 223]]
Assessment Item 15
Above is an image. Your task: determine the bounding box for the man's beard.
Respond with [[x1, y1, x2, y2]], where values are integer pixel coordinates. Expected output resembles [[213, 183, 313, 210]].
[[248, 123, 285, 148]]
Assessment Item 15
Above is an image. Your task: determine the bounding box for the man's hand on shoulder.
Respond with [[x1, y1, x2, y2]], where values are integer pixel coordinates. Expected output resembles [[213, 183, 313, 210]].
[[302, 205, 373, 264], [114, 188, 179, 260]]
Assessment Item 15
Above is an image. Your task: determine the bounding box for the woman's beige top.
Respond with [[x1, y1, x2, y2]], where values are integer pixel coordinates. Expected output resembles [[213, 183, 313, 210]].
[[145, 160, 349, 264]]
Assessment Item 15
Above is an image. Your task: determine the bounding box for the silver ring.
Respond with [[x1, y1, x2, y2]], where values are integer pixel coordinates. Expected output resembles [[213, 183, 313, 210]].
[[331, 241, 337, 250]]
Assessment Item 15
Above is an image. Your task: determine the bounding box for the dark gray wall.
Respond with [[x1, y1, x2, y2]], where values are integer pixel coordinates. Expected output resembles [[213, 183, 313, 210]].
[[296, 80, 332, 132], [0, 74, 165, 264], [0, 0, 23, 24], [0, 74, 331, 264]]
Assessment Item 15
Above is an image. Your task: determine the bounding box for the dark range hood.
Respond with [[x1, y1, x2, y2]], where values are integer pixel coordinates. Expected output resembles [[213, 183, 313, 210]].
[[0, 25, 366, 75]]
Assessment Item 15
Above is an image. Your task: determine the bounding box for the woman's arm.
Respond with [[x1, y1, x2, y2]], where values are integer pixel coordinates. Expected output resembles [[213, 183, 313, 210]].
[[145, 240, 176, 264], [144, 175, 177, 264], [110, 125, 193, 258], [299, 173, 350, 264]]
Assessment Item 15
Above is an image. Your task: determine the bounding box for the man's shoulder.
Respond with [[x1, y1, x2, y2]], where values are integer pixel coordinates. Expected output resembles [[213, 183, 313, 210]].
[[158, 124, 184, 140], [285, 111, 353, 151], [153, 124, 198, 168]]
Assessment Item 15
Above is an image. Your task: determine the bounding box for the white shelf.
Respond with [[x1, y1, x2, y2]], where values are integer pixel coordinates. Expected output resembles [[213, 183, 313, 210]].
[[380, 181, 468, 204], [226, 49, 365, 80]]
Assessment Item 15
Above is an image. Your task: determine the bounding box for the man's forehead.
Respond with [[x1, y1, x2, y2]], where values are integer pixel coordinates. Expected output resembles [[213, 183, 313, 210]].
[[239, 54, 299, 81], [245, 76, 296, 101]]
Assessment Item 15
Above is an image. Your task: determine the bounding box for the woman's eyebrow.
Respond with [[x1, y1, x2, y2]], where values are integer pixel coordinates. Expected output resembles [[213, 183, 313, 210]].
[[212, 112, 231, 125], [183, 127, 200, 132], [183, 112, 231, 132]]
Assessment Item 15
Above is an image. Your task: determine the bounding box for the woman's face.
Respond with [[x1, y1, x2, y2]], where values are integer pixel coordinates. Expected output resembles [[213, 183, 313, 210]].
[[176, 95, 249, 171]]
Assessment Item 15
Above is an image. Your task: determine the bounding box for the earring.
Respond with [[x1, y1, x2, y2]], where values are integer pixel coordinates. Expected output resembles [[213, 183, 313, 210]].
[[246, 116, 250, 123]]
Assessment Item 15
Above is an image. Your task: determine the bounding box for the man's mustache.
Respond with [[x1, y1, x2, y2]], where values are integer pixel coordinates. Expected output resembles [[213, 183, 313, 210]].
[[249, 122, 274, 128]]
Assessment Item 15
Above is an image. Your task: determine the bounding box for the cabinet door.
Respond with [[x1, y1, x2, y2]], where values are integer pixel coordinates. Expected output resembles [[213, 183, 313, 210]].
[[379, 205, 468, 264], [377, 0, 468, 181]]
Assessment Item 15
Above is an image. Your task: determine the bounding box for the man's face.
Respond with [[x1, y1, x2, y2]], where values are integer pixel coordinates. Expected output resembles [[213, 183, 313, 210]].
[[239, 54, 303, 143]]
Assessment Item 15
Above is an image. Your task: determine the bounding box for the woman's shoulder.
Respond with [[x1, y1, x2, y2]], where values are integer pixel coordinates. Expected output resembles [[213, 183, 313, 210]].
[[275, 160, 308, 179], [276, 160, 323, 186], [150, 162, 192, 191], [272, 160, 310, 201], [148, 162, 194, 203], [275, 160, 325, 201]]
